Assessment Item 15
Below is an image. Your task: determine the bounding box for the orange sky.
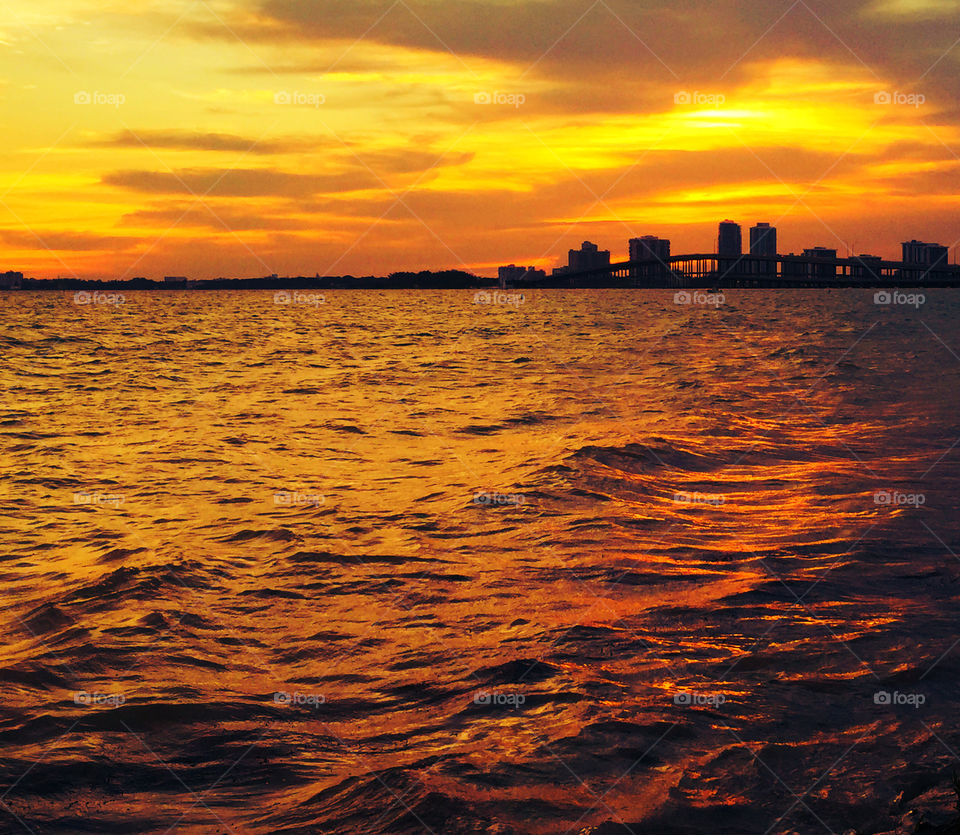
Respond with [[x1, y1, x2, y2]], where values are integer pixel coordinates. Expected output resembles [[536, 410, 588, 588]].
[[1, 0, 959, 278]]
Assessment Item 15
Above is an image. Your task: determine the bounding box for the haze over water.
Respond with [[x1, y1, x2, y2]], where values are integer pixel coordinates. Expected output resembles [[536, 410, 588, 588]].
[[2, 289, 960, 834]]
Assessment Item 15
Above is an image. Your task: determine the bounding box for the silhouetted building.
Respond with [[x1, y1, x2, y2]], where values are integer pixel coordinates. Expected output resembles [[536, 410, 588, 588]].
[[803, 248, 838, 280], [629, 236, 671, 263], [718, 221, 742, 257], [749, 223, 777, 256], [851, 254, 883, 281], [902, 240, 948, 271], [498, 265, 546, 285], [781, 254, 806, 279], [0, 271, 24, 290], [499, 265, 525, 283], [163, 276, 188, 288], [716, 220, 743, 279], [566, 241, 611, 273], [749, 223, 777, 275], [629, 236, 671, 281]]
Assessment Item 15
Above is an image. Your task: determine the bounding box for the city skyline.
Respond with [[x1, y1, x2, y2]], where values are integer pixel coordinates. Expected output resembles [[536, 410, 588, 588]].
[[538, 219, 957, 279], [1, 1, 960, 279], [5, 217, 957, 285]]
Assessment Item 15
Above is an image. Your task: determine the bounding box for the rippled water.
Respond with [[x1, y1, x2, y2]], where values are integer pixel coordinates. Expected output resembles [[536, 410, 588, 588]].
[[3, 289, 960, 834]]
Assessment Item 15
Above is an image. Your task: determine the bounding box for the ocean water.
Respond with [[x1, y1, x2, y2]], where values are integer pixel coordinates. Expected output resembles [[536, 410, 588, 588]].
[[2, 288, 959, 834]]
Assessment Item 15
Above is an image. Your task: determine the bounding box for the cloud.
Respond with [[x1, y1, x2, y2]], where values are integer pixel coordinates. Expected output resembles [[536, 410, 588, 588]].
[[89, 130, 320, 155], [119, 203, 323, 231], [865, 0, 960, 18], [99, 139, 474, 198], [360, 148, 474, 173], [101, 167, 381, 197], [0, 230, 140, 252], [192, 0, 960, 106], [869, 159, 960, 195], [102, 137, 939, 241]]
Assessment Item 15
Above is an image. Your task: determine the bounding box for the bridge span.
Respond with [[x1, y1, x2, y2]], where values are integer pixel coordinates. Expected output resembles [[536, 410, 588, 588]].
[[541, 253, 960, 288]]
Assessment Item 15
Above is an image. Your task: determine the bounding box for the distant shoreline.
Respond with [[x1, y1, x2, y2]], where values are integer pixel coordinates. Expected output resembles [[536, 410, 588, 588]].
[[5, 279, 960, 291], [4, 265, 960, 292]]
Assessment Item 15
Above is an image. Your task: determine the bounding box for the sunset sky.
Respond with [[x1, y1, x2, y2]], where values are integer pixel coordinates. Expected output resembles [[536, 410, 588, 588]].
[[1, 0, 959, 278]]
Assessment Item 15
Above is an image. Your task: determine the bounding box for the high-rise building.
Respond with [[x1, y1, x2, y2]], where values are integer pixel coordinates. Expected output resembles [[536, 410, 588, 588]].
[[902, 240, 949, 270], [749, 223, 777, 275], [567, 241, 611, 273], [749, 223, 777, 256], [718, 221, 742, 257], [629, 236, 671, 263], [902, 241, 923, 264], [498, 265, 546, 285], [927, 245, 948, 269], [628, 236, 671, 283], [499, 265, 523, 282]]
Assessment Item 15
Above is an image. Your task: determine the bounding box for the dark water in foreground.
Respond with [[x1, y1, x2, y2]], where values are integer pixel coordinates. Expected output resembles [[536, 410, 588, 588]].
[[2, 289, 960, 834]]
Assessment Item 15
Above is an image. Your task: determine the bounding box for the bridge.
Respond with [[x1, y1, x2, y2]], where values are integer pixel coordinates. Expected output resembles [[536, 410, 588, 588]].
[[544, 253, 960, 288]]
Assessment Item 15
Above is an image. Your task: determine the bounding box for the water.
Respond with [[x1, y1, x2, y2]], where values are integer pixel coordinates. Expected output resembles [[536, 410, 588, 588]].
[[2, 289, 959, 834]]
